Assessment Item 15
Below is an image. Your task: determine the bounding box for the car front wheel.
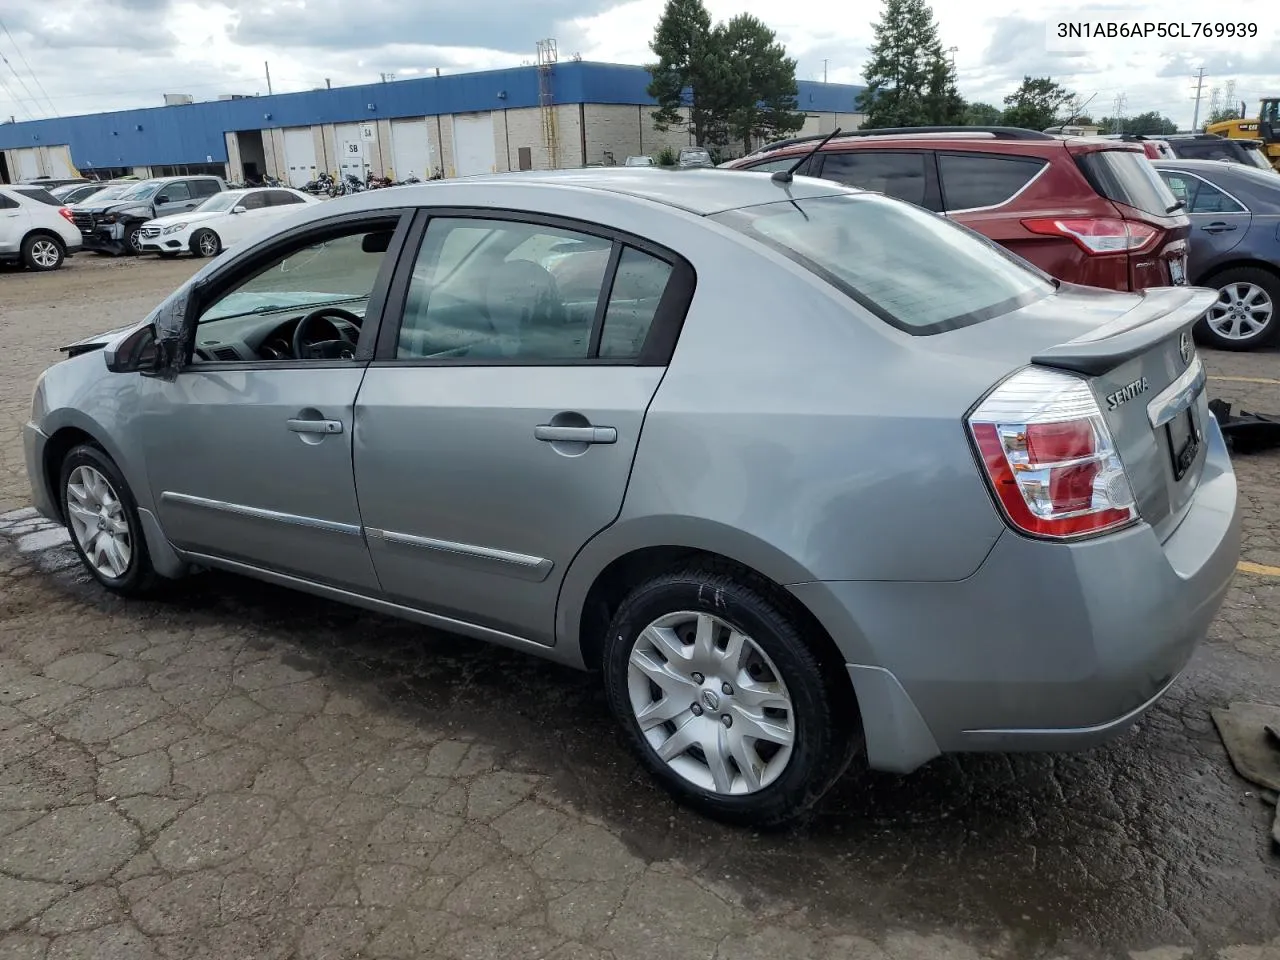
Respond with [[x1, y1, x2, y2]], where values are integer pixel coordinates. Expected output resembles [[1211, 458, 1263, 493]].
[[191, 229, 220, 258], [59, 443, 159, 596], [1199, 267, 1280, 350], [603, 567, 859, 827]]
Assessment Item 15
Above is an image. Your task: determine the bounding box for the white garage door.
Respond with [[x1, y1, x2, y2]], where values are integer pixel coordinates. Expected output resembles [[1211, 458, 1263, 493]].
[[14, 148, 39, 180], [334, 123, 367, 180], [45, 146, 76, 179], [453, 113, 496, 177], [282, 127, 317, 188], [390, 119, 432, 181]]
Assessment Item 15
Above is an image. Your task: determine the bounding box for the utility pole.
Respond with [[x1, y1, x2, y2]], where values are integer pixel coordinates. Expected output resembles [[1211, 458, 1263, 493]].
[[1190, 66, 1207, 131], [822, 59, 828, 83], [264, 61, 273, 96]]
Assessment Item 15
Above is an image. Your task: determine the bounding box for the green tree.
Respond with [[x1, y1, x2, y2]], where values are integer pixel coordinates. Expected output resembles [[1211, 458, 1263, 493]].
[[1207, 106, 1243, 125], [1097, 111, 1177, 135], [859, 0, 963, 127], [718, 14, 806, 152], [963, 101, 1002, 125], [1001, 76, 1075, 131], [646, 0, 726, 146]]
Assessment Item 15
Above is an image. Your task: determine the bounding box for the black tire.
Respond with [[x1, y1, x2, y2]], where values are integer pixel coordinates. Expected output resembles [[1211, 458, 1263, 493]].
[[190, 229, 220, 258], [1195, 266, 1280, 351], [58, 443, 159, 597], [21, 233, 64, 271], [122, 223, 144, 256], [602, 566, 860, 828]]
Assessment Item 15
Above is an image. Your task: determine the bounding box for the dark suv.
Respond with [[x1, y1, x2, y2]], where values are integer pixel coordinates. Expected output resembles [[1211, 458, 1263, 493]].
[[1161, 133, 1274, 172], [724, 126, 1191, 293]]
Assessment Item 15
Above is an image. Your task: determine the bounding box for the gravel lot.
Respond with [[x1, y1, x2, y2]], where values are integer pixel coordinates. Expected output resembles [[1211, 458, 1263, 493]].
[[1, 253, 1278, 960]]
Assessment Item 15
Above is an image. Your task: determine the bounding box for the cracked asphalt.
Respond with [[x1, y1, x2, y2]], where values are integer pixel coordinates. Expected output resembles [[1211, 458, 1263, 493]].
[[1, 254, 1279, 960]]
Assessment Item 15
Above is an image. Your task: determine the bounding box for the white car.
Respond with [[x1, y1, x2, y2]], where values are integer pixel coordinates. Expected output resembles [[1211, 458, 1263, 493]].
[[0, 184, 83, 272], [138, 187, 320, 258]]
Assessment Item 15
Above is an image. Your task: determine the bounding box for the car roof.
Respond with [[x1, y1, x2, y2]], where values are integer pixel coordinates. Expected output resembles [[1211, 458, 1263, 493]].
[[1152, 158, 1263, 171], [436, 167, 855, 215], [736, 129, 1140, 166]]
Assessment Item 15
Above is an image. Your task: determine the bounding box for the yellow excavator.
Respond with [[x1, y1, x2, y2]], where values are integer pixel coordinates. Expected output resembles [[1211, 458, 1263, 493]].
[[1204, 98, 1280, 171]]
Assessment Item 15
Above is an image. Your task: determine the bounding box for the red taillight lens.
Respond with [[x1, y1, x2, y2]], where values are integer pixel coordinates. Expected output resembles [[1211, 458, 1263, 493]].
[[1142, 143, 1160, 159], [58, 207, 75, 223], [1021, 217, 1159, 255], [969, 368, 1138, 540]]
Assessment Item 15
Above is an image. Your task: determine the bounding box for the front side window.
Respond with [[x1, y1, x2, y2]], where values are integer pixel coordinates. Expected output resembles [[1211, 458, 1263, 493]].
[[816, 151, 931, 207], [395, 217, 673, 362], [713, 193, 1053, 334], [1157, 172, 1245, 214], [198, 222, 396, 326], [160, 182, 191, 203]]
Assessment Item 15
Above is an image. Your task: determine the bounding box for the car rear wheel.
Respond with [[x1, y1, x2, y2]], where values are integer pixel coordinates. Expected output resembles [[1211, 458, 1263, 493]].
[[1198, 267, 1280, 351], [191, 229, 220, 258], [22, 234, 64, 271], [59, 444, 159, 597], [602, 567, 859, 827]]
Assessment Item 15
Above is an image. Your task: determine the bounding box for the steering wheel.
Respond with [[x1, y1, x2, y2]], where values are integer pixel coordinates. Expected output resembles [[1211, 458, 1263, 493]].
[[291, 307, 362, 360]]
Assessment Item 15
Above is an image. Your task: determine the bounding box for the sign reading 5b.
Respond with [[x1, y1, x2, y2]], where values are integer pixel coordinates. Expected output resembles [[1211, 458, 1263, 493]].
[[344, 142, 362, 155]]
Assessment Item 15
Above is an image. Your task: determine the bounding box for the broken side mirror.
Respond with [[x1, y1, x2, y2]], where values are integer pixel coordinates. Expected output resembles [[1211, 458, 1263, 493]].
[[104, 323, 162, 375]]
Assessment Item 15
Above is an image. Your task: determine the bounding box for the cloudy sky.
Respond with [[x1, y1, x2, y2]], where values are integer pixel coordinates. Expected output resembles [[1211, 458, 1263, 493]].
[[0, 0, 1276, 128]]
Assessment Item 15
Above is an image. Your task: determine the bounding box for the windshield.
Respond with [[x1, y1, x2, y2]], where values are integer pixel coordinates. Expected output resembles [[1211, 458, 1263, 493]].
[[1076, 149, 1182, 216], [118, 181, 162, 201], [712, 193, 1054, 334], [195, 192, 242, 213]]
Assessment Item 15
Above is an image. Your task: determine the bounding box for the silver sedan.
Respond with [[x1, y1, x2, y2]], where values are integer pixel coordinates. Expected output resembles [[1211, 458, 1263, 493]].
[[23, 168, 1241, 825]]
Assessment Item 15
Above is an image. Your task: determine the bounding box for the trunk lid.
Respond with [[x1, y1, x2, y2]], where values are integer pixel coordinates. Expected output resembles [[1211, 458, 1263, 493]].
[[941, 282, 1216, 539]]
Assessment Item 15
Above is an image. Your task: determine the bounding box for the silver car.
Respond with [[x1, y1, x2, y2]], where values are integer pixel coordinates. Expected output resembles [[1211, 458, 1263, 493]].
[[23, 169, 1241, 826]]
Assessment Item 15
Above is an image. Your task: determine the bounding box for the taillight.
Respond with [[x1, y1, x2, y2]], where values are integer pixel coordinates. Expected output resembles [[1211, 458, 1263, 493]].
[[1142, 143, 1160, 159], [968, 366, 1138, 540], [58, 207, 75, 224], [1021, 217, 1159, 255]]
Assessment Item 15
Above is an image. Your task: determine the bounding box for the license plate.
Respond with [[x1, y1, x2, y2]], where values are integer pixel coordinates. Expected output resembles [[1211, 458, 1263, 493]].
[[1167, 407, 1199, 480], [1169, 257, 1186, 285]]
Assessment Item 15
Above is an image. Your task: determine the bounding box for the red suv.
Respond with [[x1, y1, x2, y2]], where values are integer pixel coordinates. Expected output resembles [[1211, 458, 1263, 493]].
[[723, 126, 1191, 292]]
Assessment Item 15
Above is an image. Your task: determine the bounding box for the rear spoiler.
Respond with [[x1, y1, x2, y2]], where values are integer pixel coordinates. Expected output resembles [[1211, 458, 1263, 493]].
[[1031, 286, 1218, 376]]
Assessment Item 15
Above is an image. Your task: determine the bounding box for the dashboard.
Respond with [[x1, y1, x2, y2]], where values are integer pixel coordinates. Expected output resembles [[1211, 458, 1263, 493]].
[[192, 301, 366, 363]]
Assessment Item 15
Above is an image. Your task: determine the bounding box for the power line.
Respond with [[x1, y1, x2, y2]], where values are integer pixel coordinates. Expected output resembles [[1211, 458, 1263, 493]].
[[0, 68, 35, 121], [0, 17, 57, 116], [0, 36, 49, 119]]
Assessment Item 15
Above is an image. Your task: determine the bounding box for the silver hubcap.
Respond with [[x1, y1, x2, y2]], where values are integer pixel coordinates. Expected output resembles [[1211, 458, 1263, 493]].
[[31, 239, 59, 267], [199, 233, 217, 256], [65, 465, 132, 579], [1208, 282, 1273, 340], [627, 611, 795, 795], [128, 229, 143, 252]]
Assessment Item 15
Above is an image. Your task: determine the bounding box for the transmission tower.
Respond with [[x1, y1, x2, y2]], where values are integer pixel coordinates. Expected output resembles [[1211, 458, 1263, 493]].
[[1111, 93, 1127, 133]]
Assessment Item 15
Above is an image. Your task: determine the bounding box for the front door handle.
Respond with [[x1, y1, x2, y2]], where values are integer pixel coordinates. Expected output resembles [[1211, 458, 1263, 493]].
[[534, 424, 617, 444], [287, 418, 343, 435], [1201, 222, 1237, 233]]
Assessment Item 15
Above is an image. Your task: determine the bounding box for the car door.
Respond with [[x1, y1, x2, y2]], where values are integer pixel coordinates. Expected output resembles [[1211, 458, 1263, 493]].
[[0, 190, 30, 249], [353, 211, 693, 644], [1158, 170, 1249, 264], [154, 180, 197, 218], [219, 191, 271, 245], [810, 150, 942, 211], [140, 210, 411, 590]]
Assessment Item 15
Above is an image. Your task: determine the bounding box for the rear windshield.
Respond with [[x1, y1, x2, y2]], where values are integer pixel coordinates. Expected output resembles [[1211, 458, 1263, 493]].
[[1240, 143, 1274, 171], [1077, 149, 1181, 216], [13, 187, 62, 206], [712, 193, 1054, 334]]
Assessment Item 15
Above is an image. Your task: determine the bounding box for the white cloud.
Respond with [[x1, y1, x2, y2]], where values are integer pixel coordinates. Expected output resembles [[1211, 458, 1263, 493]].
[[0, 0, 1276, 128]]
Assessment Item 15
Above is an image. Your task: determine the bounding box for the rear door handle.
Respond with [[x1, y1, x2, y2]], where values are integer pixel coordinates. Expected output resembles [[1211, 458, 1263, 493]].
[[534, 425, 617, 444], [287, 418, 343, 434], [1201, 222, 1237, 233]]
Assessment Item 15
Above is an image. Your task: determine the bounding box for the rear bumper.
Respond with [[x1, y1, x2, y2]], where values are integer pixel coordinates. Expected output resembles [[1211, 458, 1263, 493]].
[[793, 415, 1241, 773]]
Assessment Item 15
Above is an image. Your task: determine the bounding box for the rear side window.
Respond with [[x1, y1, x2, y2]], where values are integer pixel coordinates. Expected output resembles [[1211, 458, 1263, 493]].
[[1156, 172, 1245, 214], [0, 193, 17, 210], [815, 151, 931, 208], [1075, 149, 1180, 217], [939, 154, 1046, 211], [192, 179, 221, 197], [268, 190, 306, 206], [13, 187, 62, 206], [1170, 140, 1239, 162], [713, 193, 1053, 335]]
